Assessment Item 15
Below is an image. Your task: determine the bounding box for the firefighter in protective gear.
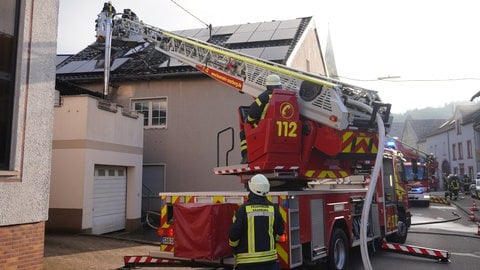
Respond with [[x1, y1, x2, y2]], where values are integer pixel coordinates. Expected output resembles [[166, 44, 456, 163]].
[[239, 74, 282, 163], [448, 174, 460, 200], [463, 174, 471, 194], [229, 174, 285, 270]]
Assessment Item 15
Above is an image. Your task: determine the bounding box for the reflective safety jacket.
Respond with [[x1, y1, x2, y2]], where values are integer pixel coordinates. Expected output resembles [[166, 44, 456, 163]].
[[449, 180, 460, 191], [246, 89, 273, 128], [228, 193, 284, 265]]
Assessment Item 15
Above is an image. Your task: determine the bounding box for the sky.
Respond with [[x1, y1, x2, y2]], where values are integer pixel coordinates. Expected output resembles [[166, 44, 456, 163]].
[[57, 0, 480, 114]]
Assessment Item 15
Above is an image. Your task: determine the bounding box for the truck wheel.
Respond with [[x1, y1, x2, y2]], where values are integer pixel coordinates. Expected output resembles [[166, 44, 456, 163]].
[[328, 228, 349, 270]]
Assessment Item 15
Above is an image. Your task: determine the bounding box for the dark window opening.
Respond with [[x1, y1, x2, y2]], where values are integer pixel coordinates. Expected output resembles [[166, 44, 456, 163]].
[[0, 0, 20, 170]]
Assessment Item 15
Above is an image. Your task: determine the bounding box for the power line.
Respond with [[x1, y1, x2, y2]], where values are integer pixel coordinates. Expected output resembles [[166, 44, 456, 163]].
[[337, 75, 480, 82], [170, 0, 210, 28]]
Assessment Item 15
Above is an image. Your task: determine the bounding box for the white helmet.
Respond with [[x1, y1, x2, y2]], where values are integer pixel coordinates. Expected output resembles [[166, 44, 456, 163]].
[[249, 174, 270, 196], [265, 74, 281, 86]]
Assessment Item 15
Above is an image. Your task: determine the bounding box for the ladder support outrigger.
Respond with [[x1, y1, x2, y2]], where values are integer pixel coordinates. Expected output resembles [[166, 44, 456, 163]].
[[381, 241, 450, 263]]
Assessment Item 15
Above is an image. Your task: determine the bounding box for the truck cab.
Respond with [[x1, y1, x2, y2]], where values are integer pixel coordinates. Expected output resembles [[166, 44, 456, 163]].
[[404, 161, 431, 207], [471, 173, 480, 199]]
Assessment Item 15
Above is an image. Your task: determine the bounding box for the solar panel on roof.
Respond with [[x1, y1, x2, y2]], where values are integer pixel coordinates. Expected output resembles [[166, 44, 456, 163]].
[[214, 25, 240, 35], [74, 60, 98, 73], [248, 30, 275, 42], [260, 46, 289, 61], [277, 19, 301, 29], [110, 58, 129, 70], [271, 28, 297, 40], [193, 28, 215, 37], [236, 22, 260, 33], [178, 28, 202, 37], [256, 21, 280, 31], [226, 31, 253, 44], [56, 61, 90, 74], [237, 47, 264, 58]]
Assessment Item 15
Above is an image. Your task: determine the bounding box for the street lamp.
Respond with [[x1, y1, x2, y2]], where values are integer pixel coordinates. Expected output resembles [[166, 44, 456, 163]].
[[377, 76, 401, 80]]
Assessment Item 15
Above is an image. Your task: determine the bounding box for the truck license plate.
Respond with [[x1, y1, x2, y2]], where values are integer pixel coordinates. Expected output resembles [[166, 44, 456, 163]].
[[161, 236, 174, 245]]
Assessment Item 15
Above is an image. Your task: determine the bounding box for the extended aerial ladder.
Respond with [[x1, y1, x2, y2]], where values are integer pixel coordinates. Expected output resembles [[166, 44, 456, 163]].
[[95, 4, 391, 186]]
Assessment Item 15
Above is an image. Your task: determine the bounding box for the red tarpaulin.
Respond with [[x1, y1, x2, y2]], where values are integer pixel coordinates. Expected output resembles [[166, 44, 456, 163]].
[[173, 203, 238, 260]]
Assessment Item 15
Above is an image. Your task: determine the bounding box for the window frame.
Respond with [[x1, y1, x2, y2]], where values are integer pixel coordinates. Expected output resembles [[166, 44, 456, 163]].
[[467, 140, 473, 159], [131, 97, 168, 129], [458, 142, 463, 160], [0, 0, 21, 172], [452, 144, 456, 160]]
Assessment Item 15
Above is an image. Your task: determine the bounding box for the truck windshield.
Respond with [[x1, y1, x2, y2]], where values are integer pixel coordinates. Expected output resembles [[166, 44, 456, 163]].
[[405, 166, 427, 181]]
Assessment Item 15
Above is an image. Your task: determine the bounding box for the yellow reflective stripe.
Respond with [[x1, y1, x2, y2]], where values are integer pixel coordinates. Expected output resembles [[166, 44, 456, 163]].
[[276, 243, 288, 265], [255, 99, 262, 106], [260, 103, 269, 120], [236, 250, 278, 264], [229, 239, 239, 247], [269, 212, 275, 248], [247, 210, 255, 253]]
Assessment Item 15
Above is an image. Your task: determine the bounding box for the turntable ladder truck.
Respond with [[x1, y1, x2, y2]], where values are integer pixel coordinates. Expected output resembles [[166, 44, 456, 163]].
[[94, 4, 450, 269]]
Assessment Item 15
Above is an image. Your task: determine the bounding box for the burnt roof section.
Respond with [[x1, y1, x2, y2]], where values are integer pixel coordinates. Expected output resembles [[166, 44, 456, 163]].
[[408, 119, 446, 141], [426, 103, 480, 137], [57, 17, 312, 85]]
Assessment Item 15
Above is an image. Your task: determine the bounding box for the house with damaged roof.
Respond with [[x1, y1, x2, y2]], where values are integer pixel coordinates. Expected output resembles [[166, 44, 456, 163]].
[[52, 13, 331, 233], [424, 103, 480, 188]]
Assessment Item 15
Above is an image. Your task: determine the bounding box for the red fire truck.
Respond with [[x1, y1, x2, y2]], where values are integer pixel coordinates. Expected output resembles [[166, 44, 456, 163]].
[[94, 3, 449, 269], [386, 138, 439, 207]]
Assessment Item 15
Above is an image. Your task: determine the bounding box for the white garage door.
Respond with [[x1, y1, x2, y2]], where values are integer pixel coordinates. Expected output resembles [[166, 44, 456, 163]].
[[92, 166, 127, 234]]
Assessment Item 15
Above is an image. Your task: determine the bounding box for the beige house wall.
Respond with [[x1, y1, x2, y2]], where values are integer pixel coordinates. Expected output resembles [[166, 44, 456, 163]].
[[111, 76, 253, 192], [49, 95, 144, 232], [287, 21, 327, 76]]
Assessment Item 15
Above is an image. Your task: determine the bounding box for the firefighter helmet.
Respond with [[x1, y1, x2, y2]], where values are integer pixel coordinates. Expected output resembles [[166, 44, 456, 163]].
[[249, 174, 270, 196], [265, 74, 281, 86]]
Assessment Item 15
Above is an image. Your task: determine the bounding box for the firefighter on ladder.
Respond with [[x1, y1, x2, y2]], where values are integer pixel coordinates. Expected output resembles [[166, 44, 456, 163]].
[[229, 174, 285, 270], [239, 74, 282, 164]]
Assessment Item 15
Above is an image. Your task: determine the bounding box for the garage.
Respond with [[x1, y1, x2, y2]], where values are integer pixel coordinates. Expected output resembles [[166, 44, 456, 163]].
[[92, 166, 127, 234]]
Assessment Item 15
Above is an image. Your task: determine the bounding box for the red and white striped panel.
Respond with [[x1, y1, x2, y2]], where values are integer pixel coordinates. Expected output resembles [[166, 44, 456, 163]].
[[274, 166, 299, 170], [214, 166, 261, 174], [381, 242, 450, 262], [124, 256, 173, 265]]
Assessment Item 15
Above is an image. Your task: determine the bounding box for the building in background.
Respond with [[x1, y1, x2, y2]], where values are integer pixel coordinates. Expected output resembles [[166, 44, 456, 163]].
[[425, 103, 480, 188]]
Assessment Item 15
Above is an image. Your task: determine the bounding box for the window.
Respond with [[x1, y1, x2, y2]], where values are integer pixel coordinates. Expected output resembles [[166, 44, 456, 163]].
[[452, 144, 456, 160], [0, 0, 20, 170], [132, 98, 167, 128], [458, 142, 463, 160], [467, 140, 473, 159], [469, 166, 474, 180], [456, 120, 462, 135], [459, 163, 465, 176]]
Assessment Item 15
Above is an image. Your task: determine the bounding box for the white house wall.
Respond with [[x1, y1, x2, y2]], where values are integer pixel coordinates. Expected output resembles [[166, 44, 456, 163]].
[[448, 122, 476, 177], [49, 95, 144, 232]]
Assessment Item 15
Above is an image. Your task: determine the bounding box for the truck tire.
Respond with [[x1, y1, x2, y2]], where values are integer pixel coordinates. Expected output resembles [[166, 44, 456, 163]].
[[328, 228, 349, 270]]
